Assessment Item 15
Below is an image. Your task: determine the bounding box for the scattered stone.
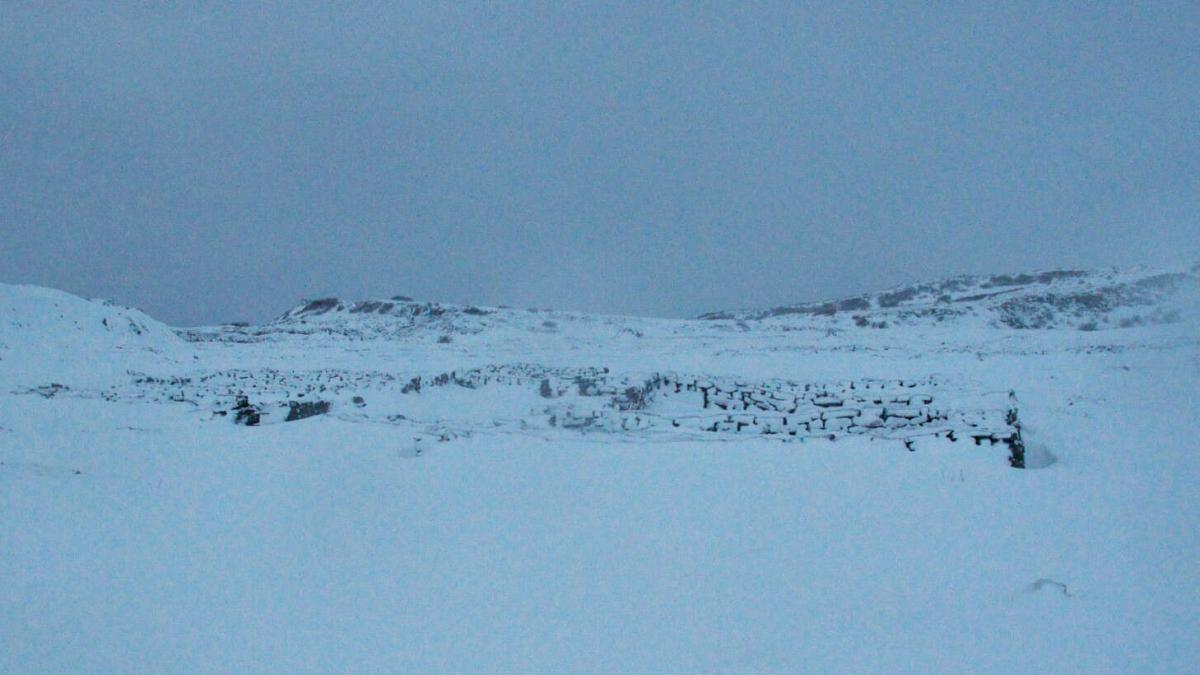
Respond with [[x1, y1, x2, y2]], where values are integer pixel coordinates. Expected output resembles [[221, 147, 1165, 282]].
[[24, 383, 69, 398]]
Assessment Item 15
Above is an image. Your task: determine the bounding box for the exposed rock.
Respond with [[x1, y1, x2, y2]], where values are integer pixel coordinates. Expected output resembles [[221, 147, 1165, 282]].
[[285, 400, 331, 422], [232, 394, 261, 426]]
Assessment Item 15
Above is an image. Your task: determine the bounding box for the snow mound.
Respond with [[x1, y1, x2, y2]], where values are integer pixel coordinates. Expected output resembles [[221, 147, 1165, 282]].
[[0, 284, 186, 388]]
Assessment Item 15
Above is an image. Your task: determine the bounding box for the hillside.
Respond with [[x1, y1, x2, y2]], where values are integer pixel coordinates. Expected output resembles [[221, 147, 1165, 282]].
[[182, 294, 675, 346], [176, 265, 1200, 350], [700, 264, 1200, 330], [0, 283, 186, 388]]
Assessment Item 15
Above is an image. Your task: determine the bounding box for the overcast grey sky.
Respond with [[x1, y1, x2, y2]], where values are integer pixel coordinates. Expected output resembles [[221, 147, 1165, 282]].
[[2, 2, 1198, 325]]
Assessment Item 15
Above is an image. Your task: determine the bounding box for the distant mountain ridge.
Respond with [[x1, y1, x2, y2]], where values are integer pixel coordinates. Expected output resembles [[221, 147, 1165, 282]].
[[698, 264, 1200, 331], [173, 263, 1200, 344], [182, 292, 660, 344]]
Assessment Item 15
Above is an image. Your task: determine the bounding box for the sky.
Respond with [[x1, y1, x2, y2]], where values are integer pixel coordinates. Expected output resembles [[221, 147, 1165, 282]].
[[2, 2, 1198, 326]]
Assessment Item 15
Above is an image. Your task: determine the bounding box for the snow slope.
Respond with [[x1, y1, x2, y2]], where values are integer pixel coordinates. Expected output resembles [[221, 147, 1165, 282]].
[[701, 264, 1200, 331], [0, 284, 186, 389], [1, 267, 1198, 672]]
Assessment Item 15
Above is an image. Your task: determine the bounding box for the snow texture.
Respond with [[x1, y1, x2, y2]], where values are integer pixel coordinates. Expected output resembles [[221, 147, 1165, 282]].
[[2, 266, 1199, 672]]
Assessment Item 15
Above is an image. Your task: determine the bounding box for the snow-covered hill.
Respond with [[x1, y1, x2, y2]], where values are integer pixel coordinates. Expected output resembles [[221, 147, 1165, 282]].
[[183, 294, 678, 347], [176, 265, 1200, 351], [2, 266, 1199, 671], [0, 283, 186, 388], [701, 264, 1200, 330]]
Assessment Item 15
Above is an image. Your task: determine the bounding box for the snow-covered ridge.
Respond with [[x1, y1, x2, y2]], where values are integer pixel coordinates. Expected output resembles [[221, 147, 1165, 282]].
[[180, 264, 1200, 346], [699, 264, 1200, 330], [0, 283, 176, 342], [0, 283, 185, 387], [183, 293, 669, 343]]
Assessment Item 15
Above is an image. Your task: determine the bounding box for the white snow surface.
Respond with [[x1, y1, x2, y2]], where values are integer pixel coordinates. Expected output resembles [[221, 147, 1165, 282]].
[[2, 271, 1199, 672], [0, 284, 186, 388]]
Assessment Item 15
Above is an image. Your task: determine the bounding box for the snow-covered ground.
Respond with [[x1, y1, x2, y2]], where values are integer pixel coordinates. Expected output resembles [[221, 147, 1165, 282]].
[[2, 268, 1198, 672]]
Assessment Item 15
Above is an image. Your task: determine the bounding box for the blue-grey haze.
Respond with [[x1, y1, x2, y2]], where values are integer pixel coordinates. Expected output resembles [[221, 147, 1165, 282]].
[[2, 2, 1197, 326]]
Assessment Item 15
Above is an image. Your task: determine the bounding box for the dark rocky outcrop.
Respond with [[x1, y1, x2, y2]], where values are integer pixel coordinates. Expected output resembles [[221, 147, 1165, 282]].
[[232, 394, 261, 426], [298, 298, 340, 315], [285, 400, 331, 422]]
